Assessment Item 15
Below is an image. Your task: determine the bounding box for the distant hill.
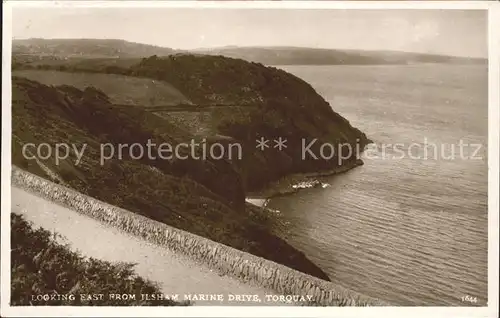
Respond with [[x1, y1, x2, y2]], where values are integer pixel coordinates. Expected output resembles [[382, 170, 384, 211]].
[[12, 39, 486, 65], [193, 46, 487, 65], [13, 38, 179, 58]]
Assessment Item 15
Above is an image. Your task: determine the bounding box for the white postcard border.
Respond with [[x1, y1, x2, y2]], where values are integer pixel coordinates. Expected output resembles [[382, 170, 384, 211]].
[[1, 1, 498, 318]]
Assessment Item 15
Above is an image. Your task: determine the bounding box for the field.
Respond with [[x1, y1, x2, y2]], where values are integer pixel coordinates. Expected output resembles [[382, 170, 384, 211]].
[[12, 69, 192, 106]]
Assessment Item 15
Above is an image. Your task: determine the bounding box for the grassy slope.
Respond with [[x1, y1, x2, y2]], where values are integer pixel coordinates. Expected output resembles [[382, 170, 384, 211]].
[[11, 213, 190, 306], [12, 76, 331, 281], [12, 69, 192, 106]]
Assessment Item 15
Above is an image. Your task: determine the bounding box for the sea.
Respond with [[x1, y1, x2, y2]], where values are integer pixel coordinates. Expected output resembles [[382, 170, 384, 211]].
[[268, 64, 489, 306]]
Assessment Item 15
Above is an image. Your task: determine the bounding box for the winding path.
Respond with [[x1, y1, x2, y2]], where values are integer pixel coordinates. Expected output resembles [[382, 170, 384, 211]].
[[11, 186, 294, 306]]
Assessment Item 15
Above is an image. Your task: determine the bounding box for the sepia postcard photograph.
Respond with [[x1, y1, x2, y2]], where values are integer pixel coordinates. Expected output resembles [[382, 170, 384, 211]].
[[1, 1, 499, 317]]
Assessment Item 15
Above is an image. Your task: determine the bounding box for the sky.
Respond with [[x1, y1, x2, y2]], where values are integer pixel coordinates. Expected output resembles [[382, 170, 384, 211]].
[[12, 8, 487, 58]]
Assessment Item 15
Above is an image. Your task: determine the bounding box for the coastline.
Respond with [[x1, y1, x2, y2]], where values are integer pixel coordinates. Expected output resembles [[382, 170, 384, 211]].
[[246, 158, 364, 201]]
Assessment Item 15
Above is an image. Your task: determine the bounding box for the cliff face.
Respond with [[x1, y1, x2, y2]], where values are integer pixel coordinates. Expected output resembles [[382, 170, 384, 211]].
[[131, 55, 371, 190], [12, 76, 331, 281]]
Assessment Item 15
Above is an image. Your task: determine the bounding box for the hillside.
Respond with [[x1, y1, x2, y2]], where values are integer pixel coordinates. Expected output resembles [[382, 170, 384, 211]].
[[14, 54, 371, 191], [129, 55, 371, 190], [12, 76, 331, 281], [11, 49, 377, 282]]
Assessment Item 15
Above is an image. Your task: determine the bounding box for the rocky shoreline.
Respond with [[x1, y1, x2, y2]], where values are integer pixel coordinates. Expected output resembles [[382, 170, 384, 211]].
[[247, 158, 364, 201]]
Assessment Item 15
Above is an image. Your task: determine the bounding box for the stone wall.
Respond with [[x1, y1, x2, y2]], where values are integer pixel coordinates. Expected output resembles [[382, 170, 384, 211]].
[[11, 166, 388, 306]]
